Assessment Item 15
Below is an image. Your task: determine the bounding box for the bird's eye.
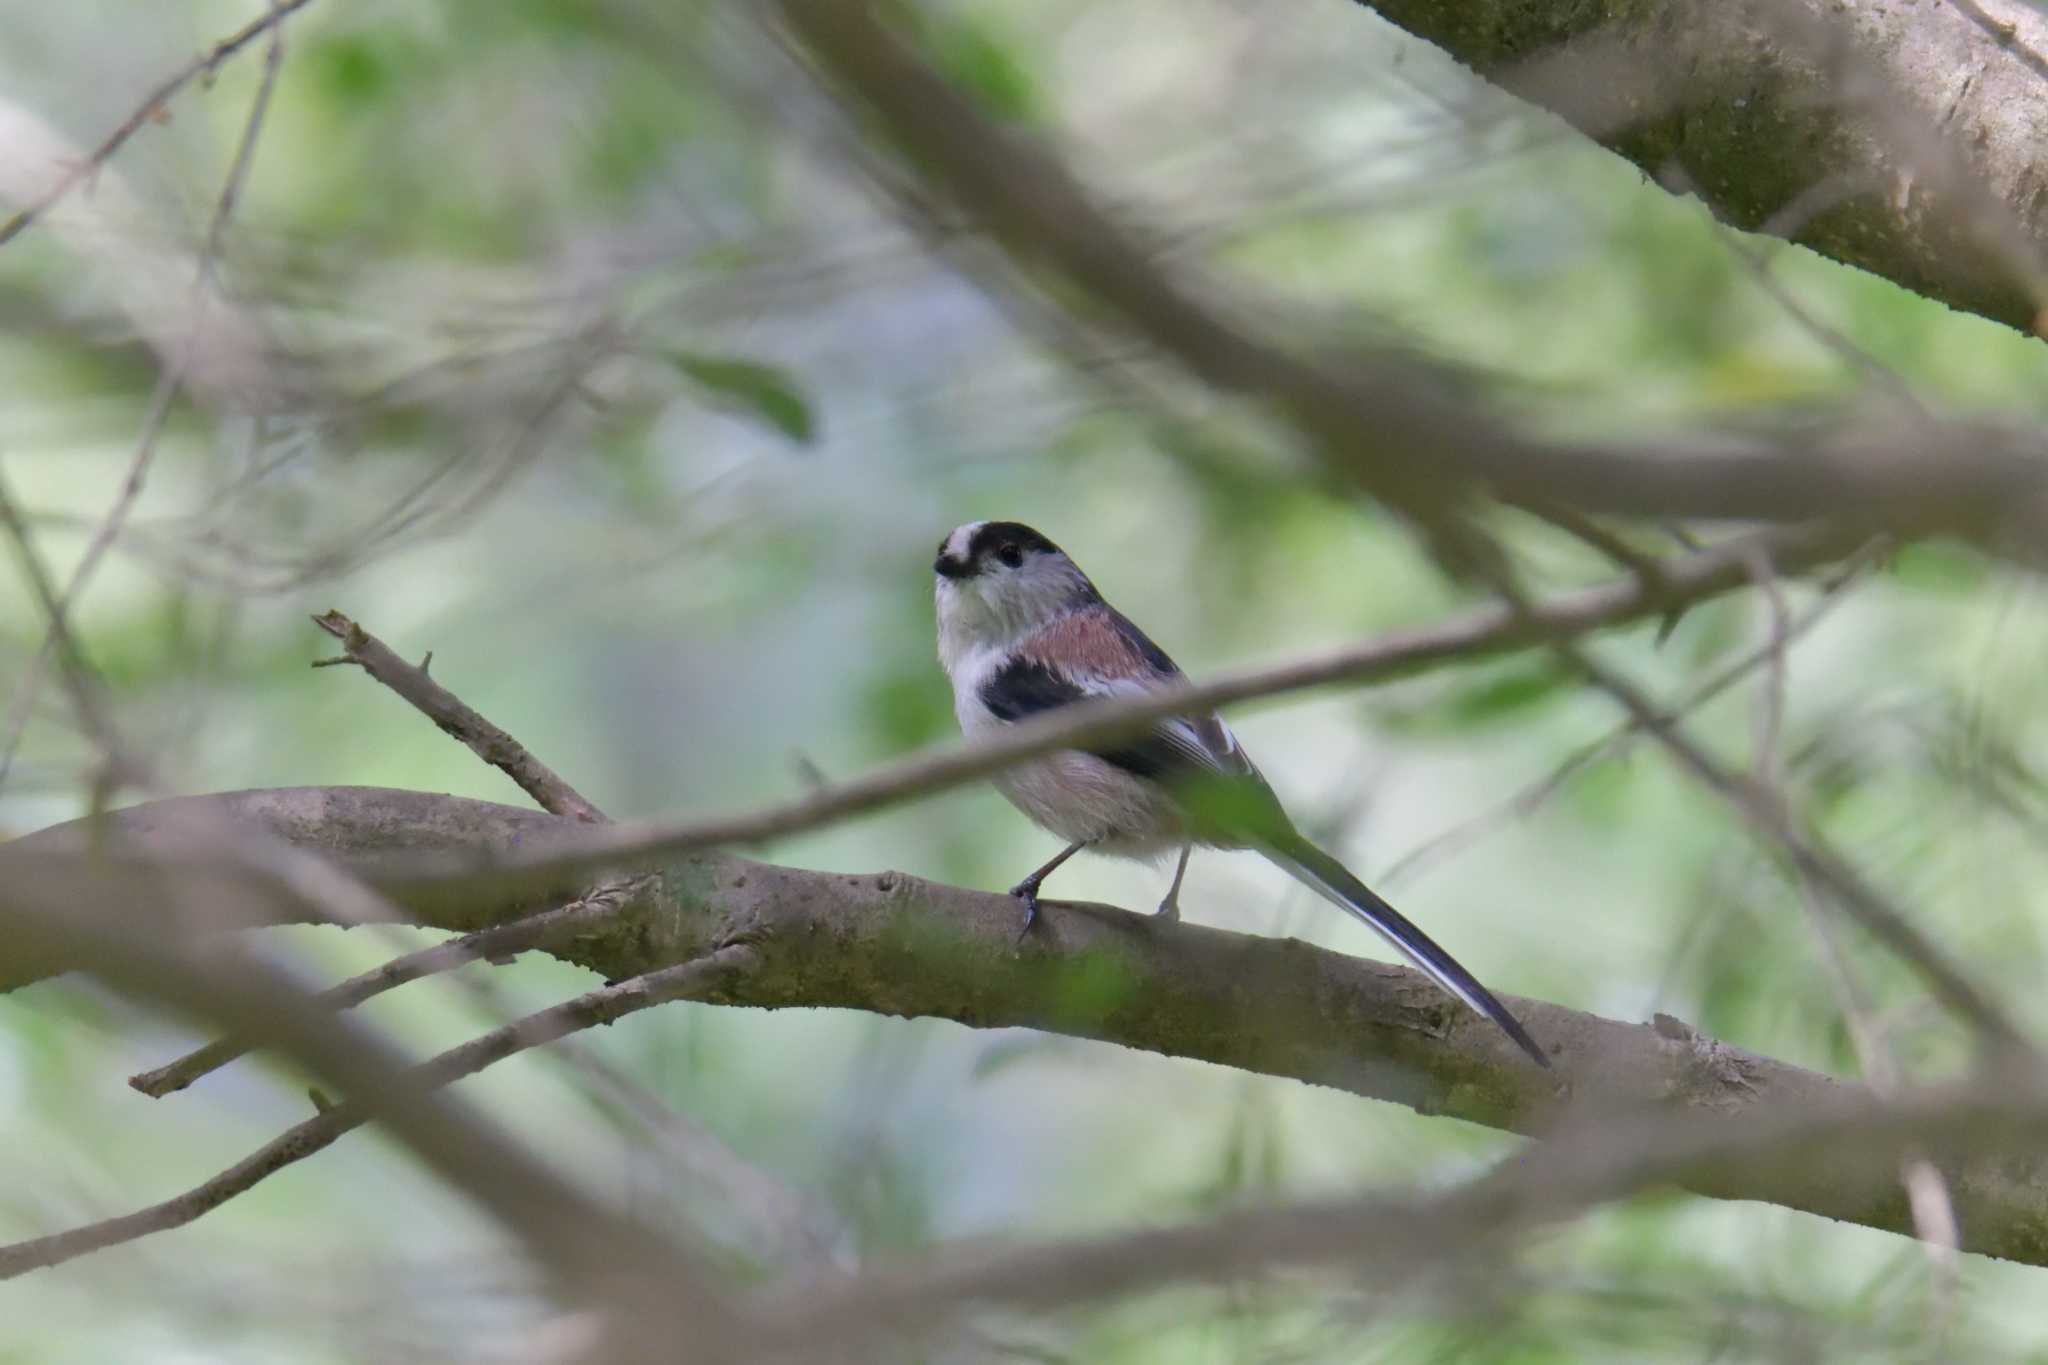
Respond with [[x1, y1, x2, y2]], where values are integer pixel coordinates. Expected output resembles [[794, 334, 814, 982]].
[[997, 544, 1024, 568]]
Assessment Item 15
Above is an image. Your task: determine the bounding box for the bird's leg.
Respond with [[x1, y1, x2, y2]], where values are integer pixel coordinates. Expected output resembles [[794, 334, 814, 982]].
[[1009, 839, 1089, 938], [1155, 844, 1191, 922]]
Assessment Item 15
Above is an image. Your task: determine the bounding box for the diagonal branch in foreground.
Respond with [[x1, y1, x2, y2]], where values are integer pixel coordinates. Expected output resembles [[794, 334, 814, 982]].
[[8, 786, 2048, 1268], [0, 814, 739, 1336], [770, 0, 2048, 550], [1, 943, 758, 1281], [757, 1067, 2048, 1340], [126, 886, 636, 1098], [328, 522, 1869, 893]]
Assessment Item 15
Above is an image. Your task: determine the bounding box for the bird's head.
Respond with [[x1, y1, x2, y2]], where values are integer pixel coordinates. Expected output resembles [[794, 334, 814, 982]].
[[934, 520, 1097, 658]]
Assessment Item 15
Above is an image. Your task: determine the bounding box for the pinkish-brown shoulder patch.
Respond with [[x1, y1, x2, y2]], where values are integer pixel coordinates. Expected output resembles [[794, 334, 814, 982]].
[[1017, 609, 1156, 680]]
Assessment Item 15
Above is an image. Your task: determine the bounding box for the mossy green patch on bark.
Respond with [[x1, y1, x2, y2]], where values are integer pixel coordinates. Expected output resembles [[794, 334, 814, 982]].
[[1349, 0, 2048, 332]]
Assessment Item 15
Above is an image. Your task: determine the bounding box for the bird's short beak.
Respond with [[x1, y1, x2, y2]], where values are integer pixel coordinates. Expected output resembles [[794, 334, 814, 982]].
[[934, 554, 970, 580]]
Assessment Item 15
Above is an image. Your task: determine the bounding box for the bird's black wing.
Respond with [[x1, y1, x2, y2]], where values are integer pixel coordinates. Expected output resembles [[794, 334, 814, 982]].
[[978, 658, 1198, 782], [979, 652, 1280, 837]]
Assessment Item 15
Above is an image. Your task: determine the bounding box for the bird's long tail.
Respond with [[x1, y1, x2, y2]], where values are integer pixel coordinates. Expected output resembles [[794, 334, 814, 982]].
[[1261, 834, 1549, 1068]]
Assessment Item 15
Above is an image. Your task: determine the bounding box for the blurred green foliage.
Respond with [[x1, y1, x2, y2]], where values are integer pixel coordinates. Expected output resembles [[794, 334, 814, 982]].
[[666, 351, 818, 445], [4, 0, 2048, 1360]]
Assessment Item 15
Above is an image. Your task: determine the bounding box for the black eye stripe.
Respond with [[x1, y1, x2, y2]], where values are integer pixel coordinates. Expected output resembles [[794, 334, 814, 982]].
[[966, 520, 1061, 564], [997, 544, 1023, 567]]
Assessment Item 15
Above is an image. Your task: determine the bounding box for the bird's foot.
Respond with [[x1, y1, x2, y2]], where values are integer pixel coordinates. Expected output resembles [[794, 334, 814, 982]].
[[1152, 894, 1180, 923], [1007, 880, 1043, 941]]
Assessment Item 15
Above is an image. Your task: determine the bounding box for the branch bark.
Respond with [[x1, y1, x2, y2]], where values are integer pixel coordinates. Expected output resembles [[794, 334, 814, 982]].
[[1350, 0, 2048, 335], [9, 786, 2048, 1268]]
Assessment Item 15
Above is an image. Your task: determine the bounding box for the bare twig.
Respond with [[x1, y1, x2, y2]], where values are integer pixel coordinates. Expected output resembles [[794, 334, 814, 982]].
[[311, 611, 606, 823], [1395, 505, 2015, 1053], [200, 2, 290, 277], [1789, 867, 1963, 1317], [1405, 505, 2020, 1055], [1717, 226, 1930, 417], [0, 943, 757, 1281], [0, 863, 742, 1345], [1742, 545, 1792, 787], [1536, 621, 2025, 1049], [1510, 497, 1698, 641], [139, 603, 616, 1091], [128, 883, 640, 1097], [1380, 548, 1877, 889], [0, 0, 319, 248], [0, 465, 131, 778], [1944, 0, 2048, 82], [1, 8, 291, 792], [123, 604, 832, 1286], [442, 964, 849, 1271], [1514, 499, 1672, 585]]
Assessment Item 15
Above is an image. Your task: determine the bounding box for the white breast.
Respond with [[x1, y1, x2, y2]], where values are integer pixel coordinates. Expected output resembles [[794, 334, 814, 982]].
[[947, 644, 1183, 861]]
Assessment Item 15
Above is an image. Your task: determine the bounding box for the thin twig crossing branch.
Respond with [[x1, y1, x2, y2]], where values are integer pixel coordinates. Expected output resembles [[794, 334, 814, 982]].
[[127, 885, 639, 1097], [1535, 617, 2026, 1048], [0, 944, 757, 1280], [311, 610, 606, 823]]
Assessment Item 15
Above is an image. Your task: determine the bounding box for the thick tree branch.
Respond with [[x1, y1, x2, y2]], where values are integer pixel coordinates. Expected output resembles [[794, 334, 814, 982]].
[[9, 786, 2048, 1267], [1348, 0, 2048, 337]]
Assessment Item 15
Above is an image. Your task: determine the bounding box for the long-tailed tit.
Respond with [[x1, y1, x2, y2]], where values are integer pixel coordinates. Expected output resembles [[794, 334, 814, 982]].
[[934, 520, 1547, 1067]]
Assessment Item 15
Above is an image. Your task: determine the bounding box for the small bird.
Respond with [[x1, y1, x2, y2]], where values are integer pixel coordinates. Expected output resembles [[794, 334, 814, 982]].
[[934, 520, 1547, 1068]]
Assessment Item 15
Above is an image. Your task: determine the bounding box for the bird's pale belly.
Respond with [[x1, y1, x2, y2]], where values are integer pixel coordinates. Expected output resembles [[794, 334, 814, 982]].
[[992, 752, 1184, 860]]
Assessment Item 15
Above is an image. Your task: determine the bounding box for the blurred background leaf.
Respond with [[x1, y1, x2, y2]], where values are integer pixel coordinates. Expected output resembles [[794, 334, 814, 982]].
[[3, 0, 2048, 1360]]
